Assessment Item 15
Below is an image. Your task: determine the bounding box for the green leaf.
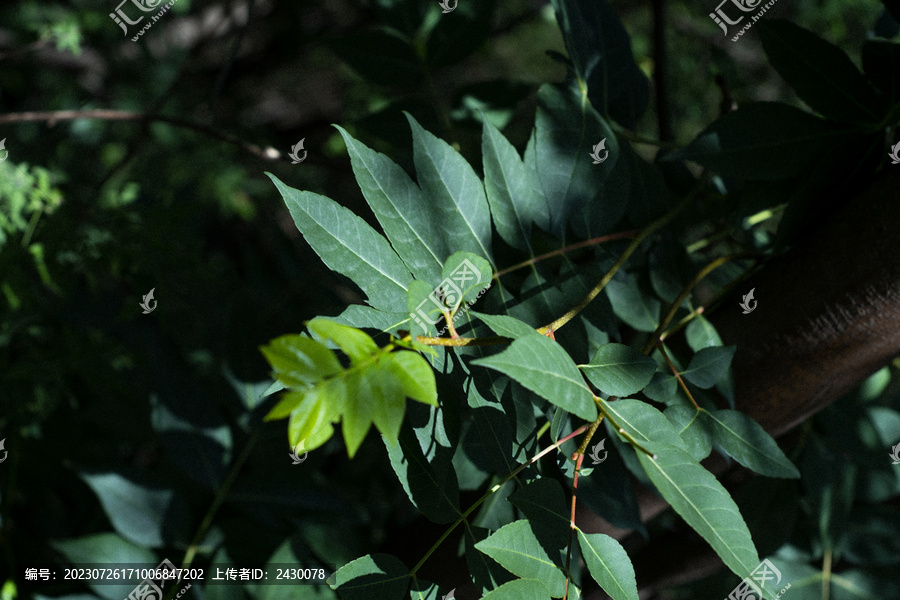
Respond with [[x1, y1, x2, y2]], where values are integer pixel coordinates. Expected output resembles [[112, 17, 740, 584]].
[[268, 173, 413, 311], [704, 409, 800, 478], [481, 119, 548, 251], [532, 82, 618, 237], [474, 520, 567, 597], [384, 351, 438, 406], [664, 405, 712, 462], [307, 318, 379, 364], [405, 112, 494, 264], [472, 312, 540, 339], [603, 398, 688, 452], [758, 20, 885, 124], [384, 418, 462, 524], [576, 531, 638, 600], [636, 442, 759, 579], [330, 553, 410, 600], [79, 473, 173, 548], [51, 533, 158, 600], [260, 334, 342, 388], [685, 315, 723, 352], [285, 378, 346, 450], [666, 103, 855, 181], [335, 125, 446, 282], [508, 478, 570, 549], [343, 362, 404, 456], [551, 0, 650, 128], [425, 0, 497, 68], [327, 30, 422, 86], [642, 370, 679, 405], [605, 276, 660, 333], [333, 304, 409, 337], [472, 335, 598, 422], [440, 251, 493, 305], [480, 579, 553, 600], [581, 343, 657, 397], [683, 346, 736, 389]]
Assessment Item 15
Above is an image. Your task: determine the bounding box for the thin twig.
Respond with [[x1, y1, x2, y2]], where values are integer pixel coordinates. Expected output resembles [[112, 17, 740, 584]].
[[493, 230, 640, 280], [657, 342, 700, 410], [0, 110, 283, 162]]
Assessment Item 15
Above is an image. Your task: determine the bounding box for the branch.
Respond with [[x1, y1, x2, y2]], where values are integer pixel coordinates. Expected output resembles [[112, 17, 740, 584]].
[[0, 110, 285, 163]]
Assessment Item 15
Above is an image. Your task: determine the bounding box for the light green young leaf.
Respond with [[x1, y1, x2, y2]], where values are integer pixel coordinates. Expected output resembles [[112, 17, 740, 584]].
[[268, 173, 412, 311], [343, 364, 404, 456], [260, 335, 342, 388], [330, 553, 410, 600], [440, 251, 493, 305], [683, 346, 736, 389], [581, 343, 657, 397], [577, 530, 638, 600], [482, 119, 548, 251], [307, 318, 379, 364], [405, 112, 494, 264], [474, 520, 567, 597], [384, 351, 438, 407], [285, 378, 347, 450], [704, 409, 800, 478], [636, 441, 759, 579], [335, 125, 446, 282], [480, 579, 552, 600], [472, 335, 598, 422]]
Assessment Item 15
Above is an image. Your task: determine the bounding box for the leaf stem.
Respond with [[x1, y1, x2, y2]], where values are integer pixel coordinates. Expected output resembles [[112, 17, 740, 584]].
[[537, 193, 695, 335], [596, 398, 657, 458], [657, 343, 700, 410], [493, 230, 640, 280], [409, 423, 590, 576]]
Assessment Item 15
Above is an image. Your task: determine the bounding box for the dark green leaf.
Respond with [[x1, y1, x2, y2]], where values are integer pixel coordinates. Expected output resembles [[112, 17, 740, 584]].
[[472, 335, 598, 422], [79, 473, 172, 547], [862, 39, 900, 104], [758, 20, 885, 124], [51, 534, 157, 600], [440, 252, 492, 305], [474, 520, 567, 597], [683, 346, 736, 389], [665, 405, 712, 462], [704, 409, 800, 478], [551, 0, 650, 128], [582, 343, 657, 397], [330, 553, 410, 600], [666, 103, 855, 181], [636, 442, 759, 579], [685, 315, 723, 352], [406, 113, 494, 264], [482, 119, 549, 251], [472, 312, 540, 340], [577, 531, 638, 600], [480, 579, 552, 600], [268, 174, 413, 311], [603, 398, 688, 452], [532, 82, 618, 237], [336, 125, 446, 282], [605, 276, 660, 333]]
